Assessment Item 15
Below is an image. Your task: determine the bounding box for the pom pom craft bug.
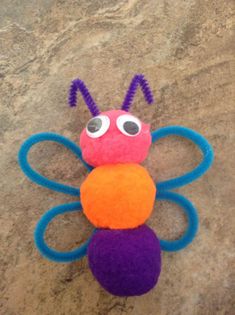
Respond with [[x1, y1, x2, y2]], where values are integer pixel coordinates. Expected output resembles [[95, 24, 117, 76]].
[[18, 74, 214, 296]]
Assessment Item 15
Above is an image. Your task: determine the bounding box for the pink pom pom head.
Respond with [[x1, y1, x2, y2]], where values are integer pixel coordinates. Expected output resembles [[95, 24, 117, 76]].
[[80, 110, 152, 167]]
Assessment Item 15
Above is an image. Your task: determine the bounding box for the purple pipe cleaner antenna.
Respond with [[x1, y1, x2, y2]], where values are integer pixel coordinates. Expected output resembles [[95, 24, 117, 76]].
[[68, 79, 100, 117], [121, 74, 154, 112]]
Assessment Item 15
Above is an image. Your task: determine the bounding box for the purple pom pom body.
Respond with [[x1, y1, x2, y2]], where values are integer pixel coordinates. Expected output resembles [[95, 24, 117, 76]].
[[88, 225, 161, 296]]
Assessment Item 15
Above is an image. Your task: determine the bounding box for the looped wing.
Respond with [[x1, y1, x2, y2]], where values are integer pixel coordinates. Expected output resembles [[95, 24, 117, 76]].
[[151, 126, 214, 191], [34, 201, 95, 262], [156, 191, 199, 251], [18, 132, 93, 196]]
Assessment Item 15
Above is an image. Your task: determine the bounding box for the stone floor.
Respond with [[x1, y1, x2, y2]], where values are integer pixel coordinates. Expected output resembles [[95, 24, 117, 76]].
[[0, 1, 234, 314]]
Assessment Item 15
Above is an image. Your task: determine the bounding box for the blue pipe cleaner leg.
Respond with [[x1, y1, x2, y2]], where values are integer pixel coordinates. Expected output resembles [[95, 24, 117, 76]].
[[34, 202, 95, 262], [151, 126, 214, 190], [18, 132, 92, 196], [156, 191, 199, 251]]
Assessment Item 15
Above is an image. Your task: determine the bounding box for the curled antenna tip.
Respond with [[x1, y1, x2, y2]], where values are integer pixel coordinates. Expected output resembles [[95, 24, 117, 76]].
[[121, 74, 155, 111], [68, 78, 100, 116]]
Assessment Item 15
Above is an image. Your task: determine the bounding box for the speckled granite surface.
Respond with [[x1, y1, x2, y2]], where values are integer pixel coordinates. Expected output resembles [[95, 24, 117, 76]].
[[0, 1, 234, 314]]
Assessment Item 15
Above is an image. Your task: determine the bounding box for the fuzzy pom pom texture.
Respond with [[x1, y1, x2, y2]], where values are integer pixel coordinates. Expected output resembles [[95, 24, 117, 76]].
[[81, 163, 156, 229], [80, 110, 152, 166], [18, 74, 214, 297]]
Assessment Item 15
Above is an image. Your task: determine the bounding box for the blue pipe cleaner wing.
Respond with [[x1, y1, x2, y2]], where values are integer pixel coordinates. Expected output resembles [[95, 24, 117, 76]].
[[34, 201, 95, 262], [151, 126, 214, 191], [156, 191, 199, 251], [18, 132, 93, 196]]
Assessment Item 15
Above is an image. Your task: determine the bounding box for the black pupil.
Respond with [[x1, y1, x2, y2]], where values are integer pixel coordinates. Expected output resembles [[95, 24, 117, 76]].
[[87, 118, 102, 133], [123, 121, 139, 135]]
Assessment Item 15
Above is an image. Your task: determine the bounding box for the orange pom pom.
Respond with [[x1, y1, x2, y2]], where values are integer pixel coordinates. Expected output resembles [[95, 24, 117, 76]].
[[80, 164, 156, 229]]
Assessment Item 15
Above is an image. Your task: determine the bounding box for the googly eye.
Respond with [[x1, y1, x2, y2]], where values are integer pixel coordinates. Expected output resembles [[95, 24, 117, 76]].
[[116, 114, 141, 137], [86, 115, 110, 138]]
